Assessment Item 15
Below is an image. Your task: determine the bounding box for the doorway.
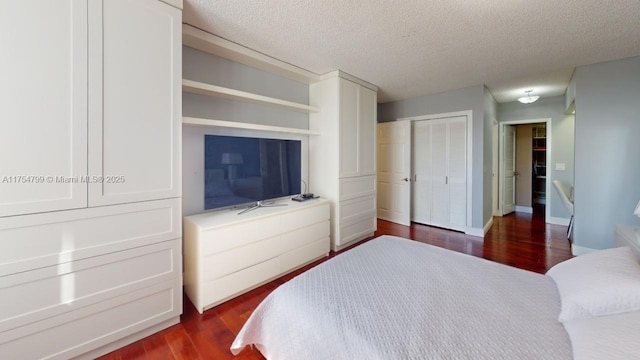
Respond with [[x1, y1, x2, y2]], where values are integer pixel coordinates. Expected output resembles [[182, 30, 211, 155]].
[[497, 118, 551, 221]]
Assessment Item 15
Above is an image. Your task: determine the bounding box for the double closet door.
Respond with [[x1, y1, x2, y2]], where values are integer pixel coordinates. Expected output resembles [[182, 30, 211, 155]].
[[412, 116, 467, 231]]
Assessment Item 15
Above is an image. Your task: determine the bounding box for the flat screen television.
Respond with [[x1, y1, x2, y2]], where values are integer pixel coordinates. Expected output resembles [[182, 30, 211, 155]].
[[204, 134, 302, 211]]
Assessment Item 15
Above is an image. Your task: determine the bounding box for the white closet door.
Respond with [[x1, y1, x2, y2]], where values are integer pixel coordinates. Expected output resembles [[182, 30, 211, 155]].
[[502, 125, 517, 215], [448, 117, 467, 228], [430, 120, 449, 227], [88, 0, 181, 206], [339, 79, 359, 177], [0, 0, 88, 217], [411, 116, 467, 230], [411, 122, 431, 223], [358, 86, 377, 176]]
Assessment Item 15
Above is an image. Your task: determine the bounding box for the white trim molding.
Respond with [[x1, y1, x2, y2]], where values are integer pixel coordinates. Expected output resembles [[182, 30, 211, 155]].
[[547, 216, 570, 226], [465, 227, 485, 238], [515, 206, 533, 214]]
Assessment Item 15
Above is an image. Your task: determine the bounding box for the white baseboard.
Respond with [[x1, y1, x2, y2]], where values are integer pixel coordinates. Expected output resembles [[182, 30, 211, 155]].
[[547, 216, 570, 226], [483, 217, 494, 234], [465, 218, 493, 238], [465, 227, 484, 237], [571, 244, 598, 256], [515, 206, 533, 214]]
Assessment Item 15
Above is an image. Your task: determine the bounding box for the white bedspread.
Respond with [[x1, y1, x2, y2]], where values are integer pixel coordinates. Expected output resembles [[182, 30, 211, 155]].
[[231, 235, 572, 359]]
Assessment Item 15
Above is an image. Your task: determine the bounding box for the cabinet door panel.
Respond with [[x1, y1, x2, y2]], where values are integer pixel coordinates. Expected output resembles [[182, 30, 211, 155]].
[[339, 79, 359, 177], [89, 0, 181, 206], [358, 86, 377, 175], [0, 1, 88, 217]]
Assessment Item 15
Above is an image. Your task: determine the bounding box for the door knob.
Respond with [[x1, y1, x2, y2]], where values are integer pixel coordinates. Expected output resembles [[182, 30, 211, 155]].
[[514, 171, 519, 176], [402, 177, 409, 182]]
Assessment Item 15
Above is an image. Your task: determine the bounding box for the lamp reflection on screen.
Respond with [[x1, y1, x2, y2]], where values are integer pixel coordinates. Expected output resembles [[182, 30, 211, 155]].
[[221, 152, 243, 181]]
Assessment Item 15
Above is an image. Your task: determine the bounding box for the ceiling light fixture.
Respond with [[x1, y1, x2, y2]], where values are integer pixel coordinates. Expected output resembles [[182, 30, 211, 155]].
[[518, 90, 540, 104]]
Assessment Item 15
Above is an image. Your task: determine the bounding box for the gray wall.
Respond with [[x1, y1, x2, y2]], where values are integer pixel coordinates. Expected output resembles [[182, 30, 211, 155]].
[[483, 87, 498, 226], [574, 56, 640, 250], [182, 46, 311, 216], [378, 85, 487, 230], [498, 96, 575, 220]]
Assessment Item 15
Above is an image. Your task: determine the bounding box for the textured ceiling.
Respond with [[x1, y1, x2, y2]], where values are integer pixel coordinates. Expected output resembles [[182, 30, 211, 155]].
[[183, 0, 640, 103]]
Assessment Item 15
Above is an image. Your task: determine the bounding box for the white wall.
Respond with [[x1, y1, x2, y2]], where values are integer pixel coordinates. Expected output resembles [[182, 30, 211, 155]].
[[182, 47, 311, 216], [574, 55, 640, 250]]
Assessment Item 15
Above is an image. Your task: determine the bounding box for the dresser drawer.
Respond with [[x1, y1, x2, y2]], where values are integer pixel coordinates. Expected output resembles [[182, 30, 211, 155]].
[[280, 202, 330, 233], [0, 278, 181, 360], [339, 194, 376, 224], [281, 220, 330, 253], [339, 175, 376, 201], [280, 237, 329, 272], [198, 214, 282, 256], [200, 256, 281, 310], [0, 239, 181, 333], [201, 234, 281, 282], [0, 198, 181, 276], [339, 211, 376, 246]]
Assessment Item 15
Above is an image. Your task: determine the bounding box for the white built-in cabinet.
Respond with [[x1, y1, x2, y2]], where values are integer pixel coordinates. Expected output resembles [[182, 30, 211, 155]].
[[0, 0, 88, 217], [412, 117, 467, 231], [309, 74, 378, 251], [88, 0, 181, 206], [0, 1, 182, 358]]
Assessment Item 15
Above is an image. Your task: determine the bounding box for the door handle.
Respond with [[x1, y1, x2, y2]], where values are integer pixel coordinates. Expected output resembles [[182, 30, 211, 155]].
[[514, 171, 519, 176], [402, 178, 409, 182]]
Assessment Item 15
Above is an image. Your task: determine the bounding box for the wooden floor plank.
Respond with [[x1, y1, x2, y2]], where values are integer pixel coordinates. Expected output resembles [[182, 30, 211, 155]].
[[99, 208, 571, 359]]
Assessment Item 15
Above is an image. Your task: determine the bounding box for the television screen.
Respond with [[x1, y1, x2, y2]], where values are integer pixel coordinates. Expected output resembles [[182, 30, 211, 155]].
[[204, 135, 302, 210]]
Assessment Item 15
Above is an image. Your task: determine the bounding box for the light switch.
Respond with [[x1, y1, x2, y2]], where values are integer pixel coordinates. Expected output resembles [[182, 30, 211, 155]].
[[556, 163, 566, 171]]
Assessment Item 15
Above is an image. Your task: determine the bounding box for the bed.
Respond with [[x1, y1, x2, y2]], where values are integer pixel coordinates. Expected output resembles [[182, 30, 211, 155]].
[[231, 235, 640, 359]]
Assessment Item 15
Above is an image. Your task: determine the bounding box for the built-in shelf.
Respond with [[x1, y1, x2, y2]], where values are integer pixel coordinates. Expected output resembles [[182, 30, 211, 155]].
[[183, 24, 320, 84], [183, 79, 320, 113], [182, 117, 320, 136]]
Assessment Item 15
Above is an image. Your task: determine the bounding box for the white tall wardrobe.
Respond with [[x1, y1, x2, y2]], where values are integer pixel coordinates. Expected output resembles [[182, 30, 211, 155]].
[[309, 72, 378, 251], [412, 116, 467, 231], [0, 1, 182, 358]]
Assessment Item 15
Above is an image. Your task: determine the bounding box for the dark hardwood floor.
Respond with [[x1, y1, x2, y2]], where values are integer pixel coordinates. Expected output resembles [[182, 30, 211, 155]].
[[99, 207, 571, 360]]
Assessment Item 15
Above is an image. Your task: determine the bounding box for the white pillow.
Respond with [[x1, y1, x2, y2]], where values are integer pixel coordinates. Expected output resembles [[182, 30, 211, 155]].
[[546, 246, 640, 322]]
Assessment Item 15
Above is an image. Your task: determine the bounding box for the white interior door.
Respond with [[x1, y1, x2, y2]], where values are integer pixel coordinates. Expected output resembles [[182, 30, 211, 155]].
[[502, 125, 517, 215], [377, 121, 411, 226], [412, 122, 431, 223], [447, 117, 467, 227]]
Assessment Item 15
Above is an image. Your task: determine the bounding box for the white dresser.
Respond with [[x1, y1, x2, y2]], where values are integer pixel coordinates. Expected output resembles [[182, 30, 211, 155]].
[[184, 199, 330, 313]]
